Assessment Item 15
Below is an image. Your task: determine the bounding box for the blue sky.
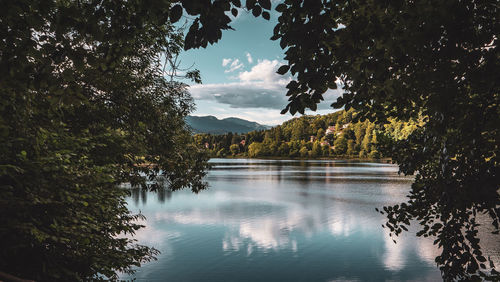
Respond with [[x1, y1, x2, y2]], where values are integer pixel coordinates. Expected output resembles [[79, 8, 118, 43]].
[[177, 5, 341, 125]]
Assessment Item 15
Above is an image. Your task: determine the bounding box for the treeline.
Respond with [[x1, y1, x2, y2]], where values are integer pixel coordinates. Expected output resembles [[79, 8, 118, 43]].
[[193, 109, 418, 159]]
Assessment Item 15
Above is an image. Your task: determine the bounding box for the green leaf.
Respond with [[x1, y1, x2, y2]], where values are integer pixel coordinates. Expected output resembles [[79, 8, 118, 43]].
[[231, 8, 238, 17]]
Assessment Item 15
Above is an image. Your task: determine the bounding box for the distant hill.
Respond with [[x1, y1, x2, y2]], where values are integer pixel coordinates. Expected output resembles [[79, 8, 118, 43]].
[[186, 115, 271, 134]]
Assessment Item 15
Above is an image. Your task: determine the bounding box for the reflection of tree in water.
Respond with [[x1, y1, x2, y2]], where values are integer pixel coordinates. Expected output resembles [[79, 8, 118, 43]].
[[130, 187, 172, 205], [130, 188, 140, 206], [157, 188, 172, 203]]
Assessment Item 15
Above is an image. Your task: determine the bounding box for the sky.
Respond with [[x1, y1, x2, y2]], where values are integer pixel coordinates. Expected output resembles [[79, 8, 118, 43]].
[[177, 4, 342, 126]]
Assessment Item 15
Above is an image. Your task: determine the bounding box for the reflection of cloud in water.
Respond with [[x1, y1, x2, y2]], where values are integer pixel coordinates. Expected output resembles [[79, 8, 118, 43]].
[[149, 198, 351, 255], [417, 236, 441, 264], [132, 218, 181, 248], [383, 228, 407, 271], [134, 189, 442, 273], [328, 204, 358, 237], [329, 219, 351, 237], [239, 220, 290, 250], [128, 161, 446, 278], [382, 224, 442, 271], [222, 221, 299, 255]]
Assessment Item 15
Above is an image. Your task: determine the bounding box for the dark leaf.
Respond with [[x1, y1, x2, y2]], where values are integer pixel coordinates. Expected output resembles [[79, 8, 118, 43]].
[[231, 0, 241, 7], [477, 256, 487, 262], [246, 0, 256, 10], [252, 5, 262, 17], [262, 11, 270, 20], [170, 5, 183, 23], [277, 65, 289, 75], [259, 0, 271, 10], [275, 3, 286, 12]]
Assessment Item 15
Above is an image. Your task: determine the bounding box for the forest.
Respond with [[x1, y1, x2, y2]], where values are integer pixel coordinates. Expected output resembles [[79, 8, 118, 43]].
[[194, 109, 418, 159]]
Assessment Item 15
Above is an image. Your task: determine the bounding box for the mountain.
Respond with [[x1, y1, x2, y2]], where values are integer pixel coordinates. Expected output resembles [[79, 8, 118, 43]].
[[186, 115, 271, 134]]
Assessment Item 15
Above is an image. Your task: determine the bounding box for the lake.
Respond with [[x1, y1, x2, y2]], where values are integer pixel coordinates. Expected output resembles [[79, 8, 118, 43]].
[[122, 159, 443, 281]]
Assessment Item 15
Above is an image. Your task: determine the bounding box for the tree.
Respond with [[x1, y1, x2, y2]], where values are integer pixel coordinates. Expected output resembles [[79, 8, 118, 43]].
[[0, 1, 210, 281], [217, 148, 228, 157], [231, 134, 241, 145], [0, 1, 276, 278], [316, 128, 325, 140], [273, 127, 283, 143], [368, 150, 381, 159], [291, 117, 308, 141], [321, 144, 330, 157], [333, 134, 348, 155], [270, 1, 499, 280], [248, 142, 264, 158], [346, 140, 356, 156], [325, 133, 335, 146], [299, 146, 309, 158], [266, 141, 279, 156], [353, 123, 366, 151], [361, 127, 373, 154], [229, 144, 240, 156], [311, 141, 322, 158], [278, 142, 290, 156]]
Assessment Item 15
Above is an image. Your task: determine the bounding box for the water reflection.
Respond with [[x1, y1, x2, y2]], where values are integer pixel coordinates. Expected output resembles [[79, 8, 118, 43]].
[[123, 159, 443, 281], [130, 187, 172, 205]]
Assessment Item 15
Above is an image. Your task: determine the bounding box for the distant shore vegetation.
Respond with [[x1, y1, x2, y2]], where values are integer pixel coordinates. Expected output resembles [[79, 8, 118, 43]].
[[193, 109, 419, 159]]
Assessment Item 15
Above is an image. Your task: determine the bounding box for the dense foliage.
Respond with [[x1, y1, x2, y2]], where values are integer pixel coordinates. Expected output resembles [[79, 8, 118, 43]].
[[0, 1, 209, 281], [268, 1, 499, 280], [194, 109, 417, 159]]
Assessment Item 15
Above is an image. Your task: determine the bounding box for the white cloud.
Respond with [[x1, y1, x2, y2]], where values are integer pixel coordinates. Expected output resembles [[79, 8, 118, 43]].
[[190, 58, 343, 124], [222, 58, 232, 67], [245, 52, 253, 64], [224, 59, 244, 73], [238, 59, 282, 82], [191, 59, 342, 110]]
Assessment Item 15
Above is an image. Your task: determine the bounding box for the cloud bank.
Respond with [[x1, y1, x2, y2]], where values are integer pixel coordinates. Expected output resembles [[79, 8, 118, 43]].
[[190, 58, 342, 111]]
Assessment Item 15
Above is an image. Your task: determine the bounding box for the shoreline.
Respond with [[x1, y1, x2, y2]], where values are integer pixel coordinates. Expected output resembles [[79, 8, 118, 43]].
[[211, 156, 393, 162]]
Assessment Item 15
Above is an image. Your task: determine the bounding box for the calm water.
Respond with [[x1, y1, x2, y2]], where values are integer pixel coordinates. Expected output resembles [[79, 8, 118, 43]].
[[123, 159, 444, 281]]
